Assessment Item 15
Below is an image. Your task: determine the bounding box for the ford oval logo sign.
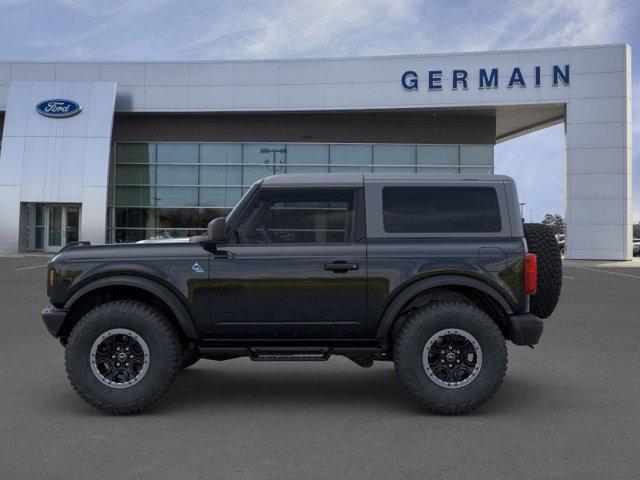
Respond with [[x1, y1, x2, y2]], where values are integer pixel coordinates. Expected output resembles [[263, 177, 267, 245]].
[[36, 99, 82, 118]]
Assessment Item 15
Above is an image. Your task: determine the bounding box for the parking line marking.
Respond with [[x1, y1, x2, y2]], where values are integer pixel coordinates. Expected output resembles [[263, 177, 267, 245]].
[[14, 264, 48, 271], [562, 275, 575, 280], [580, 267, 640, 280]]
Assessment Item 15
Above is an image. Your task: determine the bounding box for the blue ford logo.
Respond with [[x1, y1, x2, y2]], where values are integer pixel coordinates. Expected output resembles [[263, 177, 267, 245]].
[[36, 99, 82, 118]]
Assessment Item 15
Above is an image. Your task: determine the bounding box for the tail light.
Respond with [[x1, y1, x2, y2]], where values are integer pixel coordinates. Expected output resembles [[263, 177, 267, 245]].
[[524, 253, 537, 295]]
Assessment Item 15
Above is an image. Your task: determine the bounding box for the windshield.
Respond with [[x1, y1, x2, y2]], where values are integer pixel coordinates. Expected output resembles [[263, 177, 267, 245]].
[[188, 181, 261, 243], [226, 181, 261, 227]]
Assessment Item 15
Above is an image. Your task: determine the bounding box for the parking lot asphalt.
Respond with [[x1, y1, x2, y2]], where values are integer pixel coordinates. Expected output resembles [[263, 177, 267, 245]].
[[1, 255, 639, 480]]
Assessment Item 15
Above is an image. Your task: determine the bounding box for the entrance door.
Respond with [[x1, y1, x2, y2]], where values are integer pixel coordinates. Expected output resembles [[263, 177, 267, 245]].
[[45, 206, 64, 252], [66, 206, 80, 244], [42, 205, 81, 252]]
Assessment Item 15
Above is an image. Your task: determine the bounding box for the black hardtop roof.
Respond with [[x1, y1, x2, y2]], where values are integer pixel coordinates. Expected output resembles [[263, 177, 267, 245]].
[[261, 173, 514, 188]]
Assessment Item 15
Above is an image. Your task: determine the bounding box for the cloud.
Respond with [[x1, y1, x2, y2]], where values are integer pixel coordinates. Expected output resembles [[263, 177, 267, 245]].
[[204, 0, 414, 58], [476, 0, 625, 49], [0, 0, 633, 60]]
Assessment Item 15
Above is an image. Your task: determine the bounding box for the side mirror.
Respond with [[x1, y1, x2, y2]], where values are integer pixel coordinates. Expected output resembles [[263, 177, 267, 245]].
[[208, 217, 227, 244]]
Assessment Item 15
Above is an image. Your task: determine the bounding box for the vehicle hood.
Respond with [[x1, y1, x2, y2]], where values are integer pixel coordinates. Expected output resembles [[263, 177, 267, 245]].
[[50, 241, 202, 263]]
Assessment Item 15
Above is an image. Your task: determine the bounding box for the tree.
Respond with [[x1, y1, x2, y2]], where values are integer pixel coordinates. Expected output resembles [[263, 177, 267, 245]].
[[541, 214, 565, 235]]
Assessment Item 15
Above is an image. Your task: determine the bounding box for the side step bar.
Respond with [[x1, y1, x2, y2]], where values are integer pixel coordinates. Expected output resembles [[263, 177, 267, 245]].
[[249, 347, 331, 362], [198, 345, 384, 366]]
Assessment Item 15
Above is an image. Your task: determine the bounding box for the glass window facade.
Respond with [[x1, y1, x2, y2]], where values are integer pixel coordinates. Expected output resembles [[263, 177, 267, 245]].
[[109, 142, 493, 242]]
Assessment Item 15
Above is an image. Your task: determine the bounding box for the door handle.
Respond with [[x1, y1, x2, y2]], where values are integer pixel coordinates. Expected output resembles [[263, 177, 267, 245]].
[[324, 261, 359, 273], [213, 249, 235, 258]]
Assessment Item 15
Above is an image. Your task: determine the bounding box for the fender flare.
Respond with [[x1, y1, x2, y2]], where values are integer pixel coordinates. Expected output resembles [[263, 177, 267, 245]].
[[63, 275, 198, 339], [375, 275, 513, 340]]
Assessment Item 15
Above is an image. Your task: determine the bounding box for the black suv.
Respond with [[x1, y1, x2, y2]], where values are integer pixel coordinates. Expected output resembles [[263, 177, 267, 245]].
[[42, 173, 562, 415]]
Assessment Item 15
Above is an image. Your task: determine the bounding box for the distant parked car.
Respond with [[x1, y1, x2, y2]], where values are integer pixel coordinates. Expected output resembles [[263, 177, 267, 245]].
[[633, 238, 640, 256], [555, 234, 565, 254]]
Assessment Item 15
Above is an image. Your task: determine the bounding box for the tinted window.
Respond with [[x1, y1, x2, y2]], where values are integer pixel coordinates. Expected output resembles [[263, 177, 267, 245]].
[[237, 189, 355, 244], [382, 186, 502, 233]]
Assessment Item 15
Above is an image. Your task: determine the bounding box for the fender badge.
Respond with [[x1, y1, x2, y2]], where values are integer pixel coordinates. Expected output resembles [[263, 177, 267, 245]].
[[192, 263, 204, 273]]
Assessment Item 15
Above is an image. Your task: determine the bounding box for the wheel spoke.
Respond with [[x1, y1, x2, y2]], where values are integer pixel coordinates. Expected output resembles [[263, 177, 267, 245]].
[[422, 329, 483, 389], [90, 329, 150, 389]]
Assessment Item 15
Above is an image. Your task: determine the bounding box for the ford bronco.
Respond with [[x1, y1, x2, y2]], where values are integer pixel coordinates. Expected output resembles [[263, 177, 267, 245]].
[[42, 173, 562, 414]]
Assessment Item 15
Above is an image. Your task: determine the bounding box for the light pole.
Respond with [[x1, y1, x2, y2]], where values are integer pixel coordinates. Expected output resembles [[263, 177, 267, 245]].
[[519, 202, 526, 222]]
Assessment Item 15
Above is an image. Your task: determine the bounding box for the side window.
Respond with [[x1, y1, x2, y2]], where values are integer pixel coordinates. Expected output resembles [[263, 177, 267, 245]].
[[382, 186, 502, 233], [236, 189, 355, 244]]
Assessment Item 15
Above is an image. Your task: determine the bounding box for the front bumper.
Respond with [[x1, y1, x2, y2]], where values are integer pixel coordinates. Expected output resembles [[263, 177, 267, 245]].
[[41, 305, 68, 338], [506, 314, 543, 346]]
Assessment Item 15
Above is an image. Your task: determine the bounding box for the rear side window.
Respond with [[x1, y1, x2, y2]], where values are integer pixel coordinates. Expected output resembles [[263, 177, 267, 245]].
[[382, 186, 502, 233]]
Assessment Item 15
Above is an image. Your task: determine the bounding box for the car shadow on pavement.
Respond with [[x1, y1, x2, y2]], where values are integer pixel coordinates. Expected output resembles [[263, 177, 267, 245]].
[[154, 362, 550, 416], [159, 362, 414, 413], [45, 362, 550, 417]]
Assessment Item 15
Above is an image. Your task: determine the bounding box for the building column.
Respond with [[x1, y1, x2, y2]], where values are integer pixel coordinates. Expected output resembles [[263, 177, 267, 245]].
[[0, 187, 21, 253], [564, 45, 633, 260], [80, 186, 108, 245]]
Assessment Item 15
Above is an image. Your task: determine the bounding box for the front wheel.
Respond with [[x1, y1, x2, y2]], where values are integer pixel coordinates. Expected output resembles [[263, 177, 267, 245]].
[[394, 301, 507, 415], [65, 300, 181, 414]]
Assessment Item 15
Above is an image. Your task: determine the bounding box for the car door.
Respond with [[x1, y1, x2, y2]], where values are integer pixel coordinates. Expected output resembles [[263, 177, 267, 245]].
[[209, 187, 367, 339]]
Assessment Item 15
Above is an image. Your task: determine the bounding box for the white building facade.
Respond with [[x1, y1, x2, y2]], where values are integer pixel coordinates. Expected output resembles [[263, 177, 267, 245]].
[[0, 44, 633, 259]]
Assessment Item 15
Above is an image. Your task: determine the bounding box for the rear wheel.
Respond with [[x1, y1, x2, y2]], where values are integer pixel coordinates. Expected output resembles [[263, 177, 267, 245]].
[[65, 300, 181, 414], [523, 223, 562, 319], [394, 301, 507, 415]]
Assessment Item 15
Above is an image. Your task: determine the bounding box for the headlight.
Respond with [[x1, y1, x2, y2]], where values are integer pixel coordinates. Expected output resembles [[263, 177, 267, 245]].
[[48, 268, 57, 288]]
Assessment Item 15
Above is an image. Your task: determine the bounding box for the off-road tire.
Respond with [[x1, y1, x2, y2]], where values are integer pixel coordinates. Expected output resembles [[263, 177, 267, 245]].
[[394, 301, 507, 415], [523, 223, 562, 319], [180, 348, 200, 370], [65, 300, 181, 415]]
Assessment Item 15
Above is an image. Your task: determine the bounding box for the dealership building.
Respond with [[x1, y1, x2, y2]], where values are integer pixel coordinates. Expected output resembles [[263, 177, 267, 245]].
[[0, 44, 633, 259]]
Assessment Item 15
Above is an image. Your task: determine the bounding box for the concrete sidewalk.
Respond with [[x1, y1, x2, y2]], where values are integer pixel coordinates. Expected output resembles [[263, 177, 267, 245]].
[[563, 257, 640, 268]]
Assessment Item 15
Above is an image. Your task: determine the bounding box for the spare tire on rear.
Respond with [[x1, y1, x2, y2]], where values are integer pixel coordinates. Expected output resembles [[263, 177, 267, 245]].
[[523, 223, 562, 319]]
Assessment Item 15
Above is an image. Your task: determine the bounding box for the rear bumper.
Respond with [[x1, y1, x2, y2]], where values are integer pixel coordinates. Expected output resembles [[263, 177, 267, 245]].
[[41, 305, 68, 338], [506, 313, 543, 346]]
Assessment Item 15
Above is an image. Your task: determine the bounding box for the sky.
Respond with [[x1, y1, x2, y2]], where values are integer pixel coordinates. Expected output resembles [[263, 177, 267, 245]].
[[0, 0, 638, 222]]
